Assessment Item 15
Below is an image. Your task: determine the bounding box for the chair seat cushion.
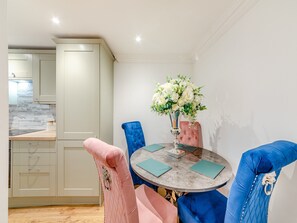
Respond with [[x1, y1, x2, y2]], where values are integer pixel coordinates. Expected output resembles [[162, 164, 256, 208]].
[[136, 184, 177, 223], [178, 190, 227, 223]]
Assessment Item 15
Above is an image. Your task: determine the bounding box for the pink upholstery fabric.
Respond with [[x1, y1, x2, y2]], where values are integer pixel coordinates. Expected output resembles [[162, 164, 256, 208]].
[[178, 121, 203, 147], [136, 185, 177, 223], [83, 138, 177, 223], [83, 138, 138, 223]]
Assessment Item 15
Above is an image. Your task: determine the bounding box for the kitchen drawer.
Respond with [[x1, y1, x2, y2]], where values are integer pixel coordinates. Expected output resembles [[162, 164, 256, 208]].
[[12, 165, 56, 197], [12, 140, 56, 153], [13, 152, 56, 166]]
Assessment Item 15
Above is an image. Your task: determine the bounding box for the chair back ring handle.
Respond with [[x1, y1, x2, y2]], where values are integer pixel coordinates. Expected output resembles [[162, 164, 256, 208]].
[[262, 171, 276, 196], [264, 182, 274, 195]]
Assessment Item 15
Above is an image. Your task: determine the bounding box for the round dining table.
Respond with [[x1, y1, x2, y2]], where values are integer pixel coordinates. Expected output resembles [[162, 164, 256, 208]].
[[130, 143, 233, 193]]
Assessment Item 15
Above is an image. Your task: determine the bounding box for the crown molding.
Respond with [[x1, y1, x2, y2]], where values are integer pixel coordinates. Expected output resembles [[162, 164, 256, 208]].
[[115, 53, 194, 64], [194, 0, 260, 59]]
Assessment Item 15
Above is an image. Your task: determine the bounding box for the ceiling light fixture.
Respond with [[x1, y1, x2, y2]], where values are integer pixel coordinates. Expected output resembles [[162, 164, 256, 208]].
[[135, 35, 142, 43], [52, 17, 60, 25]]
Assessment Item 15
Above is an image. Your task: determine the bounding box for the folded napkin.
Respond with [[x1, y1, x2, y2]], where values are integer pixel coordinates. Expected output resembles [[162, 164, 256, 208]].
[[143, 144, 164, 152], [178, 143, 198, 153], [136, 158, 172, 177], [191, 159, 225, 179]]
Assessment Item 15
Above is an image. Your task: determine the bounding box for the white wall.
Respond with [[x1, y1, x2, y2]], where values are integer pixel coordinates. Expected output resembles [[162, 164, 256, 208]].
[[0, 0, 8, 222], [193, 0, 297, 222], [113, 62, 193, 151]]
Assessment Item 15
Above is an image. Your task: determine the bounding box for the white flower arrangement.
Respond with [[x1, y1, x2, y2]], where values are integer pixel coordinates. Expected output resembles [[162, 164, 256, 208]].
[[151, 75, 206, 121]]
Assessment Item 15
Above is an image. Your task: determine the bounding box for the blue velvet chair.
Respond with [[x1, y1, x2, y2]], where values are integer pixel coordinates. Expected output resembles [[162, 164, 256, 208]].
[[177, 140, 297, 223], [121, 121, 157, 190]]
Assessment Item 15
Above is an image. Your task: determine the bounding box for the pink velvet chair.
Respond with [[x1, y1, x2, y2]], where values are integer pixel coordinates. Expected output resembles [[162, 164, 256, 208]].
[[178, 121, 203, 148], [83, 138, 177, 223]]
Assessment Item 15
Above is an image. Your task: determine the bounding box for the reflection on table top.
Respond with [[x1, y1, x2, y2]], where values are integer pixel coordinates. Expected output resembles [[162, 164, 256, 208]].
[[130, 143, 233, 193]]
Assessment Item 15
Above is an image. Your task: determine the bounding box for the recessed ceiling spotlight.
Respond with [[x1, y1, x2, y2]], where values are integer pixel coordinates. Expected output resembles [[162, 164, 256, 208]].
[[52, 17, 60, 25], [135, 35, 142, 43]]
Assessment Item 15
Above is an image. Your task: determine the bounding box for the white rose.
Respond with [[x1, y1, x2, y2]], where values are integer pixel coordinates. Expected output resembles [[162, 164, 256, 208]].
[[172, 104, 179, 111], [157, 95, 166, 105], [152, 92, 167, 106], [178, 98, 185, 106], [171, 92, 179, 102], [162, 83, 173, 94], [181, 86, 194, 103], [152, 93, 160, 103]]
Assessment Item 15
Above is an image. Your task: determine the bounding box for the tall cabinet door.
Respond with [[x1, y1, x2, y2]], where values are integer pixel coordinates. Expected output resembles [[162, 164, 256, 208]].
[[57, 141, 100, 197], [56, 44, 100, 140], [33, 54, 56, 104]]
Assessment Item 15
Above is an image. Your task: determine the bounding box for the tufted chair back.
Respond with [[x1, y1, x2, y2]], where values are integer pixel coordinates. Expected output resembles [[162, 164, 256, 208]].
[[121, 121, 157, 189], [84, 137, 177, 223], [177, 140, 297, 223], [83, 137, 139, 223], [122, 121, 146, 159], [225, 140, 297, 222], [178, 121, 203, 148]]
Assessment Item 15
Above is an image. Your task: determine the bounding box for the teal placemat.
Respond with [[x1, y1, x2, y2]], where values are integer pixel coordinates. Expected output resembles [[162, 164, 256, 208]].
[[178, 144, 198, 152], [191, 159, 225, 179], [143, 144, 164, 152], [136, 158, 172, 177]]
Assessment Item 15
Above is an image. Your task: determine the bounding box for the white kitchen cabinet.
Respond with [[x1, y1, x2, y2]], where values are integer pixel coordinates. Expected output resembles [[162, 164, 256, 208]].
[[12, 140, 56, 197], [54, 38, 114, 142], [54, 38, 114, 199], [8, 53, 32, 79], [55, 43, 100, 140], [8, 49, 56, 104], [12, 166, 56, 197], [57, 141, 100, 197], [33, 53, 56, 104], [12, 140, 56, 153]]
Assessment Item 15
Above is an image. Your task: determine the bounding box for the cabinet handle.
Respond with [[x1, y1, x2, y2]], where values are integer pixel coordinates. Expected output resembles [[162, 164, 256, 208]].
[[28, 146, 38, 154], [28, 168, 40, 172], [29, 150, 38, 155]]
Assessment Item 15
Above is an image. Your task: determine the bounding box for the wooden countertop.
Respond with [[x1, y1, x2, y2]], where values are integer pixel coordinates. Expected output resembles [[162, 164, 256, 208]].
[[9, 130, 56, 141]]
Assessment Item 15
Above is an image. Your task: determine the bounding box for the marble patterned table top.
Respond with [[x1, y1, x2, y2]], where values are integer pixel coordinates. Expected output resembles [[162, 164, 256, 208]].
[[130, 143, 233, 193]]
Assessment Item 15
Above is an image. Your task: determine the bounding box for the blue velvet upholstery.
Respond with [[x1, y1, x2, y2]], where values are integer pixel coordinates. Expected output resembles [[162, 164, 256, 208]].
[[178, 190, 227, 223], [177, 140, 297, 223], [121, 121, 157, 190]]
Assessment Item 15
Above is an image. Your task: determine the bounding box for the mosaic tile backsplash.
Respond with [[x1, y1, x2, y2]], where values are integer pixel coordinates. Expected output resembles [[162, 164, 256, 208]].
[[9, 81, 56, 130]]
